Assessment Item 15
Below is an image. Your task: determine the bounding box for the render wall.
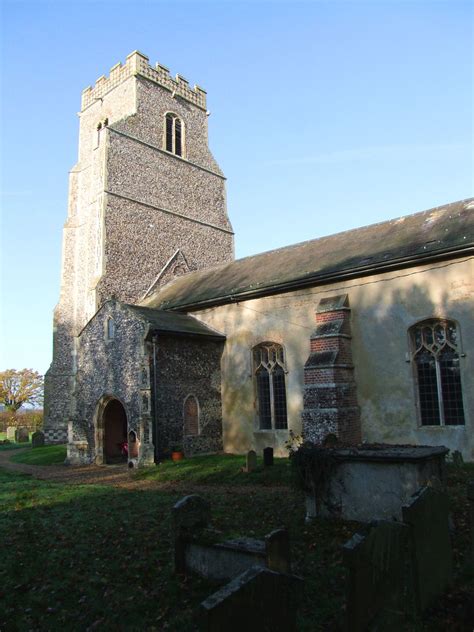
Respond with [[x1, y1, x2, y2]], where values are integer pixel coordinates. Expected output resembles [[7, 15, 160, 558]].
[[154, 336, 224, 457], [189, 256, 474, 460]]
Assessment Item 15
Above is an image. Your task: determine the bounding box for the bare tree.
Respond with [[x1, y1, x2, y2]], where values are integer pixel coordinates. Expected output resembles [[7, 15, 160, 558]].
[[0, 369, 44, 415]]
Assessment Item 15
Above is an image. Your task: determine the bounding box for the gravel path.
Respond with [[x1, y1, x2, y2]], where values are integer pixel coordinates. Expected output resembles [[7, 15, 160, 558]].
[[0, 449, 290, 494], [0, 448, 135, 486]]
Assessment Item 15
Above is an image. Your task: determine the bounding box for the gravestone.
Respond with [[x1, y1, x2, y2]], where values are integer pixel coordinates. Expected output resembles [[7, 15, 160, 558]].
[[467, 481, 474, 565], [15, 427, 29, 443], [263, 447, 274, 467], [32, 431, 45, 448], [243, 450, 257, 473], [6, 426, 16, 441], [451, 450, 464, 467], [172, 495, 211, 574], [343, 521, 411, 631], [402, 486, 453, 613], [265, 528, 290, 574], [199, 566, 303, 632]]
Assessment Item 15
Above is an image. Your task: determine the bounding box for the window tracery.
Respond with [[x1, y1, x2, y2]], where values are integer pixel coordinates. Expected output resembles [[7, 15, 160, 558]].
[[410, 319, 465, 426], [253, 342, 288, 430]]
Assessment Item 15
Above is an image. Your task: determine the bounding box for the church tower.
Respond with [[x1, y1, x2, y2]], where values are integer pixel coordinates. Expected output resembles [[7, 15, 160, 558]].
[[44, 51, 234, 443]]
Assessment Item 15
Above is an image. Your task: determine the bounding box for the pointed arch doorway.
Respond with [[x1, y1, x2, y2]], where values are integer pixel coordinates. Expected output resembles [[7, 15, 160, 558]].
[[101, 398, 128, 464]]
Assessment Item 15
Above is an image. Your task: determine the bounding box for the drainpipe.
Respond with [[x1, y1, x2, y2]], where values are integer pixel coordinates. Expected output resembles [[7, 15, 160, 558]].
[[152, 334, 159, 463]]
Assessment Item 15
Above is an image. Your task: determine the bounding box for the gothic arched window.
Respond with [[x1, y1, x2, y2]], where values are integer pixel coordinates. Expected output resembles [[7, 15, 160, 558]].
[[410, 319, 465, 426], [184, 395, 199, 436], [164, 113, 184, 157], [253, 342, 288, 430]]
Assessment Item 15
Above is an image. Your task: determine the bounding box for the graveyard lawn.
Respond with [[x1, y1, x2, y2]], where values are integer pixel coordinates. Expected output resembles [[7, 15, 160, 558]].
[[9, 444, 67, 465], [0, 456, 472, 631]]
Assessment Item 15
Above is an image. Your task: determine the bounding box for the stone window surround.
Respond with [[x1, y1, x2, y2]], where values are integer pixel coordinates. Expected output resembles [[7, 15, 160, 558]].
[[252, 341, 289, 432], [105, 317, 115, 341], [408, 316, 466, 428], [183, 393, 200, 436], [163, 111, 186, 158]]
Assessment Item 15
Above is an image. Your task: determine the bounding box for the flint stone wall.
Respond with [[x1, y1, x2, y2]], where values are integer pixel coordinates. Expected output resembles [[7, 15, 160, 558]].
[[155, 335, 224, 457], [44, 54, 233, 446], [69, 300, 152, 465]]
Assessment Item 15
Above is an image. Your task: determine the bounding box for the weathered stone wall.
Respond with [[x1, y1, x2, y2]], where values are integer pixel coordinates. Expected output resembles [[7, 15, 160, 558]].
[[68, 301, 153, 465], [45, 51, 233, 444], [154, 336, 224, 457], [188, 256, 474, 460]]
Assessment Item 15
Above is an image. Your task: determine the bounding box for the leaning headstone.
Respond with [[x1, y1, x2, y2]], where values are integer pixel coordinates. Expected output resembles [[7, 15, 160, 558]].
[[199, 566, 303, 632], [6, 426, 16, 441], [243, 450, 257, 473], [32, 431, 45, 448], [467, 481, 474, 566], [15, 427, 29, 443], [451, 450, 464, 467], [343, 521, 411, 631], [172, 495, 211, 574], [265, 528, 290, 574], [402, 486, 453, 613], [263, 447, 274, 467]]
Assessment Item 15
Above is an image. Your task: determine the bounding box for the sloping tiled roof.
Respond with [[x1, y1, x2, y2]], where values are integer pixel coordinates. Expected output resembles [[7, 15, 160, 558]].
[[126, 305, 225, 339], [142, 198, 474, 312]]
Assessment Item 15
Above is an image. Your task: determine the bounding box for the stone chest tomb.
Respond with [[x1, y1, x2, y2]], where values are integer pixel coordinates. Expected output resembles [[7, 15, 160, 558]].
[[303, 444, 448, 522]]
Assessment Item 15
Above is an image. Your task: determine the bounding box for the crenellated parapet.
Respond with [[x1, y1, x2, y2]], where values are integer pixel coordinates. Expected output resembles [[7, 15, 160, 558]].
[[81, 50, 207, 112]]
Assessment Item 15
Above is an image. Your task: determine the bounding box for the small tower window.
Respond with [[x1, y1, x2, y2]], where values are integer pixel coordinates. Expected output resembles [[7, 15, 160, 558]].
[[106, 317, 115, 340], [164, 113, 184, 157], [96, 122, 102, 147]]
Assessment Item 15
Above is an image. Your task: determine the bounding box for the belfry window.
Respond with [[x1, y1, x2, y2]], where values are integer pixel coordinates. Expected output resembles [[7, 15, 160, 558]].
[[253, 342, 288, 430], [410, 319, 465, 426], [164, 113, 184, 157]]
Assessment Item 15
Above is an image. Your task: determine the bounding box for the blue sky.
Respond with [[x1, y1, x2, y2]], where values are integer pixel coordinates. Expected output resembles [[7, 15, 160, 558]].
[[1, 0, 472, 374]]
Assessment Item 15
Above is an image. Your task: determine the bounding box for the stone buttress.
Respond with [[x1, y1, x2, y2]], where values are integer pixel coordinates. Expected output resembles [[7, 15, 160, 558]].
[[302, 295, 361, 444]]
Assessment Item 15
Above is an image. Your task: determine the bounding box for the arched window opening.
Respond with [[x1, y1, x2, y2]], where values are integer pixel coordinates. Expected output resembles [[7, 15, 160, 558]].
[[106, 317, 115, 340], [128, 430, 139, 459], [253, 342, 288, 430], [184, 395, 199, 436], [164, 113, 184, 157], [410, 319, 465, 426]]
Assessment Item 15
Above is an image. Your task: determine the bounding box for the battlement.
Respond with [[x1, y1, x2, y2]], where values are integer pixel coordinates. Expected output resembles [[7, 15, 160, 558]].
[[81, 51, 207, 112]]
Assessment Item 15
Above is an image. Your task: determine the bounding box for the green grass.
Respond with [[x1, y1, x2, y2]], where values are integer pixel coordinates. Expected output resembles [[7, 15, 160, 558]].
[[137, 453, 292, 486], [0, 439, 32, 450], [10, 444, 67, 465], [0, 456, 472, 631]]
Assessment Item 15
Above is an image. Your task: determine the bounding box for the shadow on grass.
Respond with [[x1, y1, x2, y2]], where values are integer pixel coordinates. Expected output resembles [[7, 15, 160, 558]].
[[0, 468, 349, 631], [136, 453, 292, 487], [10, 444, 67, 465]]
